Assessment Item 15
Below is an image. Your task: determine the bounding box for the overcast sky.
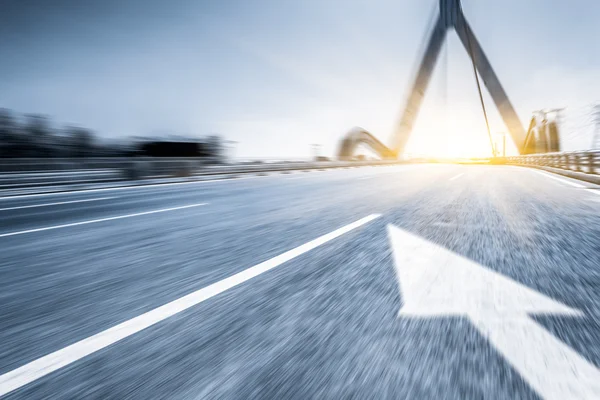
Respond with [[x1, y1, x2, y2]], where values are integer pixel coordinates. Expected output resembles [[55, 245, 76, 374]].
[[1, 0, 599, 157]]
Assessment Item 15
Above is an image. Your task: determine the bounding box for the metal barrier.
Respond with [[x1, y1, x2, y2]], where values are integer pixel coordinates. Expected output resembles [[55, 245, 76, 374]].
[[505, 151, 600, 175], [0, 158, 409, 190]]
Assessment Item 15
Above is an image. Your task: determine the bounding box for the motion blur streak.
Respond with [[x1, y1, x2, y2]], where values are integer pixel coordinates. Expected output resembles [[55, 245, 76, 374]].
[[0, 203, 207, 238], [0, 197, 114, 211], [1, 164, 600, 399], [0, 212, 379, 397]]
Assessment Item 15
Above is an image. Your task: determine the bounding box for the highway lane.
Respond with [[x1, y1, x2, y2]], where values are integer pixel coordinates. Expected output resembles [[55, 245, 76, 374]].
[[0, 164, 449, 376], [0, 164, 431, 234], [1, 164, 600, 399]]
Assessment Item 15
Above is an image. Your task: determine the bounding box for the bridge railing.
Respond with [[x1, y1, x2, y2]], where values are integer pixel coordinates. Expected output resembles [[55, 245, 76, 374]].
[[506, 151, 600, 175], [0, 158, 410, 191]]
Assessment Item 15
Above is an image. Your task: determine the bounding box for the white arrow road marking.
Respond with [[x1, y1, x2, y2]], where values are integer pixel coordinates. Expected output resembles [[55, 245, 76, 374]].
[[0, 214, 380, 397], [387, 224, 600, 400]]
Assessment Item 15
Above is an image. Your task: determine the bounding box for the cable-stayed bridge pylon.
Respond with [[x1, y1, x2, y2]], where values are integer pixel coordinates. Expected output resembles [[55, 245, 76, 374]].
[[338, 0, 560, 159]]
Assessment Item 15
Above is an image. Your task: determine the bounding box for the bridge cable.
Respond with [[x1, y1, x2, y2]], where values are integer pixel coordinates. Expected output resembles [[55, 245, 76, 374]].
[[442, 30, 448, 138], [461, 21, 496, 157]]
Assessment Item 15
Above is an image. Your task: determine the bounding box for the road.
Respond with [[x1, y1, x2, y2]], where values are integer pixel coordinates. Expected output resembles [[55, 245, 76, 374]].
[[1, 164, 600, 399]]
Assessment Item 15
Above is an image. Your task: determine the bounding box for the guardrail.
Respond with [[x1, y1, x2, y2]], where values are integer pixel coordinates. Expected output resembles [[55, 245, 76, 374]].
[[505, 151, 600, 175], [0, 158, 408, 190], [0, 158, 209, 173]]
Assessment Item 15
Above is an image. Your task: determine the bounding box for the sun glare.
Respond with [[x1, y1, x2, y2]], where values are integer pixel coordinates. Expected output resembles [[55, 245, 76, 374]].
[[403, 105, 517, 159]]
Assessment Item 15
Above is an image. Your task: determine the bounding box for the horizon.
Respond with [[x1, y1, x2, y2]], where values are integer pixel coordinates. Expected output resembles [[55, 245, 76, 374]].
[[1, 0, 599, 158]]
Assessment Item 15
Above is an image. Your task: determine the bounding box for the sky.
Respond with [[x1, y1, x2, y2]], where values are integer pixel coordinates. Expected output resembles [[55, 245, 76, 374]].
[[1, 0, 599, 158]]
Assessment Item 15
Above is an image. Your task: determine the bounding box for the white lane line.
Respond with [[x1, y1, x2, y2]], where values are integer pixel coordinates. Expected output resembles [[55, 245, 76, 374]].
[[356, 165, 427, 180], [0, 176, 267, 201], [0, 203, 207, 238], [0, 213, 380, 396], [449, 173, 464, 181], [0, 197, 115, 212], [0, 170, 115, 178], [0, 165, 422, 201], [585, 189, 600, 197], [531, 170, 586, 188]]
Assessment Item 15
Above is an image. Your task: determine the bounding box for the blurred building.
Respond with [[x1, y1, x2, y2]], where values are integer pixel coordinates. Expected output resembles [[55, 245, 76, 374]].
[[0, 108, 227, 162]]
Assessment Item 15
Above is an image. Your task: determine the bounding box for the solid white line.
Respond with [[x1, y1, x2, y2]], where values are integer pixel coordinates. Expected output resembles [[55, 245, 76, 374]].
[[0, 165, 424, 201], [585, 189, 600, 197], [356, 165, 427, 180], [0, 213, 381, 396], [449, 173, 464, 181], [531, 170, 586, 188], [0, 197, 115, 212], [0, 176, 265, 201], [0, 179, 114, 189], [0, 170, 115, 178], [0, 203, 207, 238]]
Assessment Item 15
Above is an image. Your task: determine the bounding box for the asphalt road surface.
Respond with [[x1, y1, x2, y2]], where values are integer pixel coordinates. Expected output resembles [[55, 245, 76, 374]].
[[1, 164, 600, 399]]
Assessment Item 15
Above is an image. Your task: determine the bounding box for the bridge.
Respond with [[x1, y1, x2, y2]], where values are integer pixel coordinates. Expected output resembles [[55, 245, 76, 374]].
[[338, 0, 563, 160], [0, 1, 599, 400]]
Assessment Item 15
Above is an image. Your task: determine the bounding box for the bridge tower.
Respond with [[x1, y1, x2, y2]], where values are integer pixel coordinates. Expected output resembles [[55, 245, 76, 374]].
[[338, 0, 556, 159], [391, 0, 528, 156]]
